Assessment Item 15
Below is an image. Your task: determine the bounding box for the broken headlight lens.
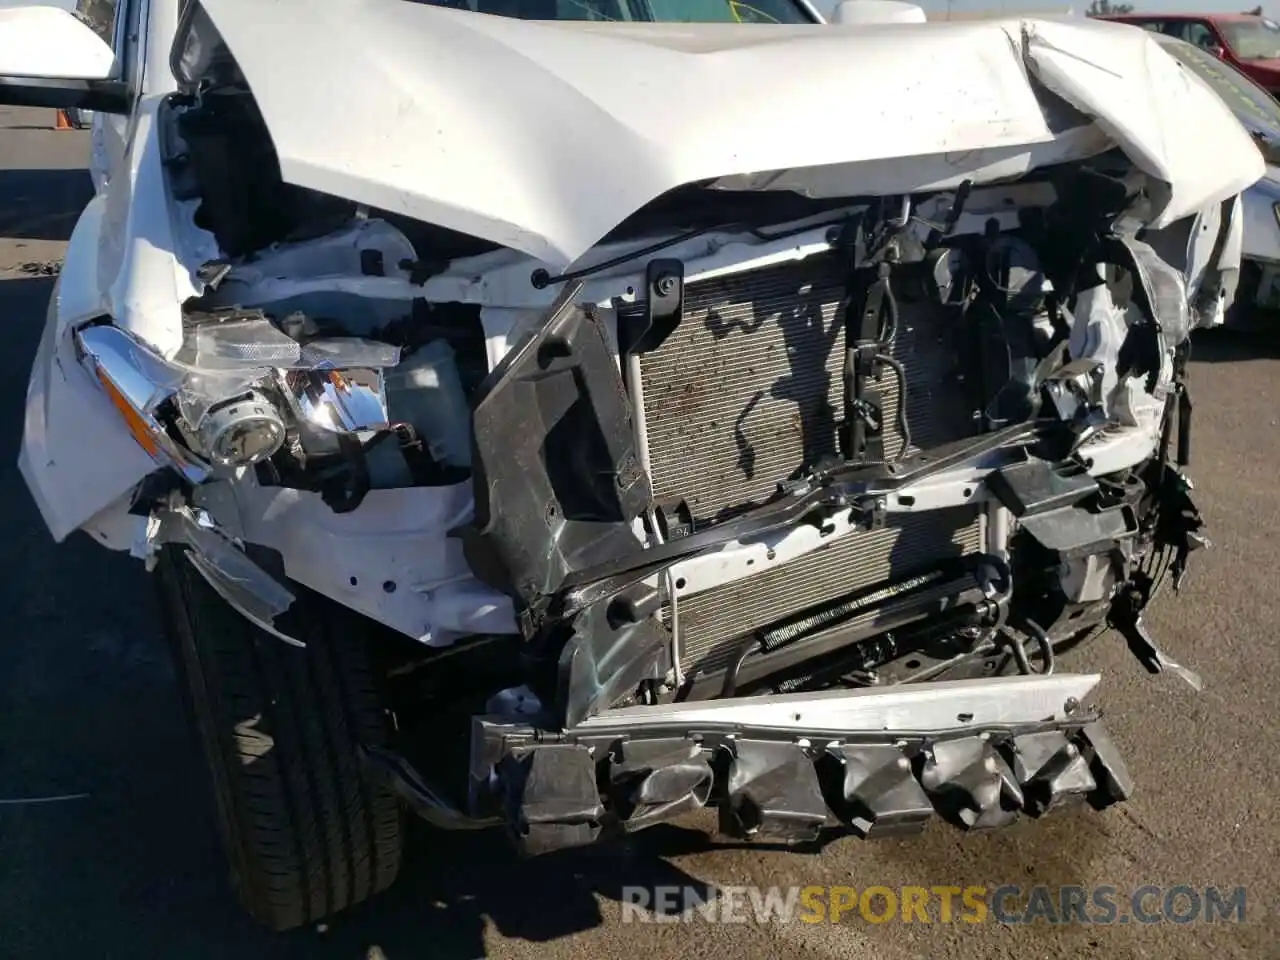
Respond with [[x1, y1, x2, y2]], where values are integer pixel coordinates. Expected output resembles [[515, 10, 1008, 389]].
[[178, 311, 401, 373], [78, 314, 407, 476], [74, 323, 292, 474]]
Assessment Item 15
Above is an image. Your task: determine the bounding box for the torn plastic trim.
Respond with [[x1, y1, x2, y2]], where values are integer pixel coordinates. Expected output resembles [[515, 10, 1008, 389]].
[[152, 506, 300, 646], [461, 279, 654, 611], [549, 596, 673, 733], [175, 310, 402, 373]]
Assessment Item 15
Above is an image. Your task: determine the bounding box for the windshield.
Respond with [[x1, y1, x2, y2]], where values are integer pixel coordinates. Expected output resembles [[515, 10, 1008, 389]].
[[411, 0, 813, 22], [1219, 17, 1280, 60], [1158, 38, 1280, 135]]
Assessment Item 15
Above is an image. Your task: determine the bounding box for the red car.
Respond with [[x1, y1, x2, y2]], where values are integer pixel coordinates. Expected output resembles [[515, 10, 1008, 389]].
[[1099, 12, 1280, 95]]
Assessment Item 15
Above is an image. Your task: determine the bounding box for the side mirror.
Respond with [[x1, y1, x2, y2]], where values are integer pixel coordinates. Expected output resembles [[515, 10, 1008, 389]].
[[0, 6, 126, 113], [0, 7, 115, 79], [831, 0, 927, 25]]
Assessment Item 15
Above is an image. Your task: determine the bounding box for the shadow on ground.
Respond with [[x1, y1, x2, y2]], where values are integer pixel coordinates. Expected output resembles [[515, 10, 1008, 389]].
[[1192, 323, 1280, 363], [0, 272, 732, 958], [0, 168, 93, 243]]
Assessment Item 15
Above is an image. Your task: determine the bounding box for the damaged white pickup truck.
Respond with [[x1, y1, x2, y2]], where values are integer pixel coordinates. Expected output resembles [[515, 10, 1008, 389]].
[[0, 0, 1264, 932]]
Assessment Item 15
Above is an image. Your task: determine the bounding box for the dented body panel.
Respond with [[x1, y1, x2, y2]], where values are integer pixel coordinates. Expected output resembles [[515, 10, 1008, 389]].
[[0, 0, 1251, 874]]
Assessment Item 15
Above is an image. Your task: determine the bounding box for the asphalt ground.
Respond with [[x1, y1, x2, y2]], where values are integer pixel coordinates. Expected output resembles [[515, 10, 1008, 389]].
[[0, 104, 1275, 959]]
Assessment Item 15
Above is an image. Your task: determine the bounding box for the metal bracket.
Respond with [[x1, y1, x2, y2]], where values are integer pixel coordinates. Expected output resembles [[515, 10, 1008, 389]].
[[619, 258, 685, 357], [862, 496, 889, 531], [840, 264, 894, 463]]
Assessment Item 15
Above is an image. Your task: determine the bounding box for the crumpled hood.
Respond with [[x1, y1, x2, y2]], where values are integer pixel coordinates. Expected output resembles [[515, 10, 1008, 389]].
[[193, 0, 1263, 268]]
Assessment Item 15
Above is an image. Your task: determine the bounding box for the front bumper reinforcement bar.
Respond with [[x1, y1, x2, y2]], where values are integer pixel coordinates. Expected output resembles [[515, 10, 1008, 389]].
[[416, 674, 1133, 855]]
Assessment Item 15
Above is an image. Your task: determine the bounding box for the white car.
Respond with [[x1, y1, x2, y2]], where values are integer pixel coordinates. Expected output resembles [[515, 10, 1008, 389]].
[[0, 0, 1262, 932], [1149, 31, 1280, 322]]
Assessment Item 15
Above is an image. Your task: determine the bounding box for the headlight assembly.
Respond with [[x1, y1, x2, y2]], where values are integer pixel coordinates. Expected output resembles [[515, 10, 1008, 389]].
[[74, 316, 404, 477]]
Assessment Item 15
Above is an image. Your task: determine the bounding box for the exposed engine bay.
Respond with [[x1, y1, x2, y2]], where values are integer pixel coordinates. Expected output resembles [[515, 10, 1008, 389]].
[[53, 6, 1240, 854]]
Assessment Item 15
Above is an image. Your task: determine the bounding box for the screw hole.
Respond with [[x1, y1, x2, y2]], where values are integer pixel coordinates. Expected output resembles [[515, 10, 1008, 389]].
[[675, 577, 687, 590], [349, 576, 358, 586], [963, 487, 973, 498], [957, 712, 974, 723], [905, 659, 921, 669], [383, 580, 397, 593]]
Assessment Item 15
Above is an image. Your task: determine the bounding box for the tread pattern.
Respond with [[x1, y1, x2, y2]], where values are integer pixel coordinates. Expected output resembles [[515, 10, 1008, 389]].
[[156, 547, 402, 931]]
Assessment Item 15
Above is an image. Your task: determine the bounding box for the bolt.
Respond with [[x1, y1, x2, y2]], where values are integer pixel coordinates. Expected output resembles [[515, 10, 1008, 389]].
[[654, 272, 678, 298]]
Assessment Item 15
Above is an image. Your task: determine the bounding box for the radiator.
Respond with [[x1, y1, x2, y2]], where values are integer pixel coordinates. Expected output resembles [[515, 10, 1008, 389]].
[[633, 253, 983, 676]]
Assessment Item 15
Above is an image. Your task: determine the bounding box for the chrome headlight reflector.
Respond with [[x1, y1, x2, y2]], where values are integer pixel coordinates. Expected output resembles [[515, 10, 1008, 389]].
[[75, 318, 404, 476], [196, 391, 287, 466]]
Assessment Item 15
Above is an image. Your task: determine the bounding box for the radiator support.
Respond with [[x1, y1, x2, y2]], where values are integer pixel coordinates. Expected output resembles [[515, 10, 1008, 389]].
[[629, 254, 982, 677]]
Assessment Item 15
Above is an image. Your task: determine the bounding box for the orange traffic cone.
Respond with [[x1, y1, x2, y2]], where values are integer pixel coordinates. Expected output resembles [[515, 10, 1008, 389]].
[[54, 109, 74, 130]]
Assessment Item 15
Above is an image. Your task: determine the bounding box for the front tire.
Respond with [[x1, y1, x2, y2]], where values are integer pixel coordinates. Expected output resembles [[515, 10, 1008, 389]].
[[155, 547, 403, 931]]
